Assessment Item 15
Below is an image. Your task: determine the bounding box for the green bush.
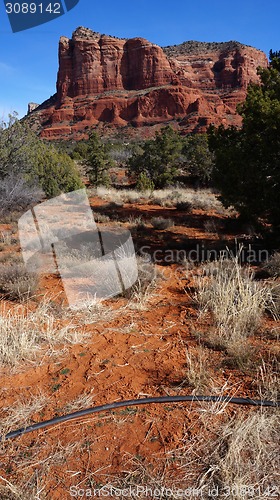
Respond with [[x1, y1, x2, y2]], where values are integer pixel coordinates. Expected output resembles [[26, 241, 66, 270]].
[[31, 147, 83, 198], [0, 113, 83, 198], [136, 172, 154, 192]]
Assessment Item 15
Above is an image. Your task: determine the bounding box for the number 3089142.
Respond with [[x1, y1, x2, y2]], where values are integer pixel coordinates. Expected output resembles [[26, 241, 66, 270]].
[[5, 3, 61, 14]]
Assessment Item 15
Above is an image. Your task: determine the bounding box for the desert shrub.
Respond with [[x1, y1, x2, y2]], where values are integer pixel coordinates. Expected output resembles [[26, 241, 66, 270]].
[[0, 231, 18, 249], [263, 252, 280, 277], [175, 200, 193, 212], [128, 216, 147, 230], [33, 148, 83, 198], [104, 201, 123, 209], [108, 146, 133, 166], [0, 113, 83, 198], [0, 173, 43, 215], [0, 253, 21, 265], [151, 217, 174, 230], [71, 140, 90, 160], [136, 172, 154, 192], [0, 263, 39, 300]]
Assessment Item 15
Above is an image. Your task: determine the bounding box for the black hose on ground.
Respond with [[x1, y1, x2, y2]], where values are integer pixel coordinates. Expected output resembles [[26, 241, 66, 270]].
[[1, 395, 279, 441]]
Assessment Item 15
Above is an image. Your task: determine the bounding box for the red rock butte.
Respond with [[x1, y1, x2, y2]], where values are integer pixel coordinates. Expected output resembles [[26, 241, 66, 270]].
[[27, 27, 268, 140]]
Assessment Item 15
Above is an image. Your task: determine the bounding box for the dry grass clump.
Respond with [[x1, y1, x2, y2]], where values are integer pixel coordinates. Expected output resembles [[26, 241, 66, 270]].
[[64, 393, 95, 413], [128, 215, 147, 230], [185, 346, 212, 392], [92, 212, 110, 223], [124, 256, 163, 308], [0, 299, 86, 366], [264, 282, 280, 320], [74, 297, 116, 325], [0, 231, 18, 248], [93, 186, 144, 205], [256, 357, 280, 402], [91, 186, 225, 212], [0, 483, 46, 500], [52, 240, 100, 271], [203, 218, 219, 235], [0, 263, 39, 301], [196, 258, 267, 338], [194, 258, 269, 360], [149, 195, 175, 208], [0, 437, 78, 499], [200, 410, 280, 496], [149, 188, 224, 211], [0, 393, 49, 438], [151, 217, 174, 230], [262, 251, 280, 277]]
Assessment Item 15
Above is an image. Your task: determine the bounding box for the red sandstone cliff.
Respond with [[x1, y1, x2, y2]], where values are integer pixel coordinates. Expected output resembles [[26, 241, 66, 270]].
[[28, 27, 268, 140]]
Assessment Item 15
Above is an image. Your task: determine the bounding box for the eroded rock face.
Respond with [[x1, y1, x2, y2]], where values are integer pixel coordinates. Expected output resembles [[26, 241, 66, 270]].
[[27, 102, 39, 114], [31, 27, 268, 139]]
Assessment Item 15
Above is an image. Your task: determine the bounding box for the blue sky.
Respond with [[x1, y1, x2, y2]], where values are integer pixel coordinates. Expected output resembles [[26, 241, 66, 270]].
[[1, 0, 280, 119]]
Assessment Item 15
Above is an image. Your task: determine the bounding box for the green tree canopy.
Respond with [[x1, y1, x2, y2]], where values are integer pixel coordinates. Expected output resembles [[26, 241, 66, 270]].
[[129, 126, 182, 189], [85, 132, 112, 187], [181, 133, 214, 186], [208, 50, 280, 227]]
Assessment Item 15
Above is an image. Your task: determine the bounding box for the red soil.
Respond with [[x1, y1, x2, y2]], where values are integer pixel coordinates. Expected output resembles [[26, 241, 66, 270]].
[[0, 198, 278, 498]]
